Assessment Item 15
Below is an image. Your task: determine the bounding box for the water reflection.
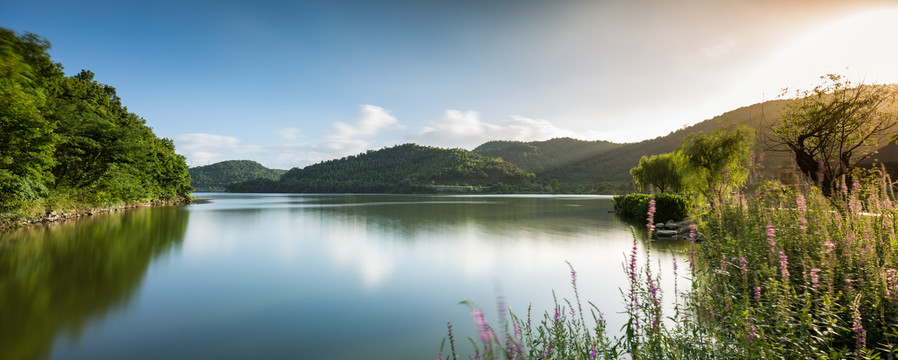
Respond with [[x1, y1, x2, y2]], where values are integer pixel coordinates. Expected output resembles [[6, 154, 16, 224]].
[[0, 194, 695, 360], [0, 206, 189, 360]]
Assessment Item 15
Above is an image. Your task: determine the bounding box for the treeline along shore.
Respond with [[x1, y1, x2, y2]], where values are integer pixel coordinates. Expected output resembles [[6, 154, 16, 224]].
[[0, 29, 193, 229]]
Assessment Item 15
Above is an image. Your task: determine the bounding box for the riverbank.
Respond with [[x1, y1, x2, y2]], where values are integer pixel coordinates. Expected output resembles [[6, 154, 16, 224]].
[[0, 198, 192, 231]]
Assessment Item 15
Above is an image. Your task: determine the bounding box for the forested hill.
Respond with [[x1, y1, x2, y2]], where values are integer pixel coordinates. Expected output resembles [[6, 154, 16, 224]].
[[474, 100, 793, 187], [226, 144, 535, 193], [0, 29, 192, 219], [189, 160, 285, 191], [473, 138, 622, 173]]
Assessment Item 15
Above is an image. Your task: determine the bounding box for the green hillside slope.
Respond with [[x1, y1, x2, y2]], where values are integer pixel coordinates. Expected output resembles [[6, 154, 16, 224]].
[[226, 144, 535, 193], [189, 160, 286, 191], [487, 100, 793, 186], [473, 138, 623, 173], [548, 97, 898, 186]]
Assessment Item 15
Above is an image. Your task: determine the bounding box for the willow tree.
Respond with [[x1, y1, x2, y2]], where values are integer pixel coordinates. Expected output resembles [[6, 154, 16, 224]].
[[679, 126, 754, 202], [773, 74, 896, 194], [630, 152, 683, 194]]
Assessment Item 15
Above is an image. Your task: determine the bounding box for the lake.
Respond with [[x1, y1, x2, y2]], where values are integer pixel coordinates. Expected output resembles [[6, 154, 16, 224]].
[[0, 193, 689, 359]]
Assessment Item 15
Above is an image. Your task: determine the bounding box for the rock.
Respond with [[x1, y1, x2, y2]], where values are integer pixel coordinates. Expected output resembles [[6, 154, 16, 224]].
[[654, 229, 678, 238], [664, 220, 678, 230]]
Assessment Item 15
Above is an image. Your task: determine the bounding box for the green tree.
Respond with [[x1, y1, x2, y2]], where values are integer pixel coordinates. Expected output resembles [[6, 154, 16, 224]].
[[629, 152, 683, 193], [0, 27, 192, 215], [773, 74, 896, 194], [679, 126, 754, 202], [0, 29, 60, 211], [549, 178, 560, 193]]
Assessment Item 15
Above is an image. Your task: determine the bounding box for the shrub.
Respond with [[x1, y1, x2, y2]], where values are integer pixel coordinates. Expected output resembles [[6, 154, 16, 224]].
[[613, 193, 688, 222]]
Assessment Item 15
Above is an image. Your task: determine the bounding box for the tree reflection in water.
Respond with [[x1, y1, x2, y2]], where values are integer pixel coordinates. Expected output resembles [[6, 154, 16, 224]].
[[0, 206, 188, 360]]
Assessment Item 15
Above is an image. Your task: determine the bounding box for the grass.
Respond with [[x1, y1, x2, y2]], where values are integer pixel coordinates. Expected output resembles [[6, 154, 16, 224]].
[[440, 166, 898, 359]]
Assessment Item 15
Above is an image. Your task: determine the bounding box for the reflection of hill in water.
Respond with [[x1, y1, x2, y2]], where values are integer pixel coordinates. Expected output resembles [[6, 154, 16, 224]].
[[0, 206, 189, 360], [288, 195, 622, 240]]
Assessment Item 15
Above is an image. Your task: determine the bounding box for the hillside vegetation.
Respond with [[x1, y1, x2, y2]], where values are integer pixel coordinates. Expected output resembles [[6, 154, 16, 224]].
[[226, 144, 535, 193], [189, 160, 285, 191], [479, 100, 792, 187], [0, 29, 192, 221], [473, 138, 622, 173]]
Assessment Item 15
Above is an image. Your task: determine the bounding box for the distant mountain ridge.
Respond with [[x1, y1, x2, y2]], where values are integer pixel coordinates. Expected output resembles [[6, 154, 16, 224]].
[[189, 160, 285, 191], [478, 99, 794, 185]]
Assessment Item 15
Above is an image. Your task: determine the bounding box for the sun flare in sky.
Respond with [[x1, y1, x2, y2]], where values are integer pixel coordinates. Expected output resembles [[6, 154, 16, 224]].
[[745, 7, 898, 96], [2, 0, 898, 169]]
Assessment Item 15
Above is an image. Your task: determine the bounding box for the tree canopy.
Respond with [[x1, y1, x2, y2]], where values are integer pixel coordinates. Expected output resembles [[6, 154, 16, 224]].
[[629, 152, 683, 194], [0, 28, 192, 216], [679, 126, 754, 201]]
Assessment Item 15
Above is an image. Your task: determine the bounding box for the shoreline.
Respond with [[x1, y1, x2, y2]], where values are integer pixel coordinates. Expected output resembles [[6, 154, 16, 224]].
[[0, 198, 193, 231]]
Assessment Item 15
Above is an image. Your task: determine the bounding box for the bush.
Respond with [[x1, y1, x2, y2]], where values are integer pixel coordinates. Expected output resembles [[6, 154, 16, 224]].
[[613, 193, 688, 222]]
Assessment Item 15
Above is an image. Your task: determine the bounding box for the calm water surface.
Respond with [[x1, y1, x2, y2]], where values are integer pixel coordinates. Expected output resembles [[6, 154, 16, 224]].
[[0, 194, 689, 359]]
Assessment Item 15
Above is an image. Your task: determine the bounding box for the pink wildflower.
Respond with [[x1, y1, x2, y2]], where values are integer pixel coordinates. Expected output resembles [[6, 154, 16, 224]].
[[766, 224, 776, 253], [796, 195, 808, 230], [471, 309, 493, 343], [823, 241, 835, 253], [646, 199, 656, 233], [853, 312, 867, 348], [747, 322, 757, 343], [778, 251, 789, 280]]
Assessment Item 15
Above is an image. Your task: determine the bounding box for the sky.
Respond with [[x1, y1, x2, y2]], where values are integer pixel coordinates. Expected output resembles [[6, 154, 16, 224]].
[[3, 0, 898, 169]]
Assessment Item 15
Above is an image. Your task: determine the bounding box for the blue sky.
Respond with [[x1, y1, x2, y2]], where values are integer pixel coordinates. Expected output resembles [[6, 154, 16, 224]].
[[3, 0, 898, 169]]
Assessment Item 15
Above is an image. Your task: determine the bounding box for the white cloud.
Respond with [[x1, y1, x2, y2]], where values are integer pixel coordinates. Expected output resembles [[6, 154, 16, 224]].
[[326, 105, 401, 138], [277, 127, 304, 140], [175, 133, 242, 151], [175, 133, 262, 167], [417, 110, 583, 149]]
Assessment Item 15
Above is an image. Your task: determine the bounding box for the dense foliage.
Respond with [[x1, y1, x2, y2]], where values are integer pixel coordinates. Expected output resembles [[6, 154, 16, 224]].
[[189, 160, 285, 191], [226, 144, 535, 193], [473, 138, 622, 174], [612, 193, 688, 222], [678, 126, 754, 201], [0, 29, 192, 219], [629, 152, 684, 193]]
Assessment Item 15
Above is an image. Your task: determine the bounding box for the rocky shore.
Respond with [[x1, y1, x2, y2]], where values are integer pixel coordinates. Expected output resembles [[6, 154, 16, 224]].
[[1, 198, 192, 231], [652, 219, 703, 242]]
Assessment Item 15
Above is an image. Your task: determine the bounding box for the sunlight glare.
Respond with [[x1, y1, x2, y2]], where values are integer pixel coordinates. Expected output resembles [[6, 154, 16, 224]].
[[751, 7, 898, 95]]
